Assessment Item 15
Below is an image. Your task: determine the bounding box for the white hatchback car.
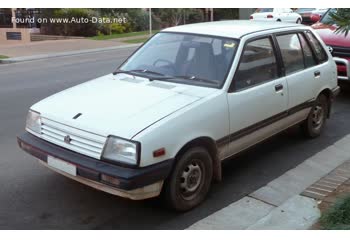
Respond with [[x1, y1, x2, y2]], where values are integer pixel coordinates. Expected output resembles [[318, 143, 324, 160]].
[[250, 8, 303, 24], [18, 21, 339, 211]]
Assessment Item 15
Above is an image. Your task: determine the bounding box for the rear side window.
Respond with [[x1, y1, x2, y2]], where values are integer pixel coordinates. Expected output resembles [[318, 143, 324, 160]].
[[305, 31, 328, 63], [298, 33, 317, 68], [234, 37, 278, 90], [276, 34, 305, 75]]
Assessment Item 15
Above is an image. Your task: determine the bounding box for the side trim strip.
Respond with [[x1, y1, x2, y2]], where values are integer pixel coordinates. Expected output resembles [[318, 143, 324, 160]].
[[216, 99, 315, 147]]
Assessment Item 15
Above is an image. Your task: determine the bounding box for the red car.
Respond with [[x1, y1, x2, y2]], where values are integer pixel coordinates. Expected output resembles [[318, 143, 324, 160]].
[[312, 8, 350, 82], [296, 8, 328, 25]]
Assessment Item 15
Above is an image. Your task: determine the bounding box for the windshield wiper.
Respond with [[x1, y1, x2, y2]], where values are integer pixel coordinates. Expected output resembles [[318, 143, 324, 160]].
[[149, 75, 219, 85], [173, 75, 219, 85], [130, 69, 165, 76], [113, 69, 133, 75], [113, 70, 218, 85], [113, 69, 164, 76], [113, 69, 167, 80]]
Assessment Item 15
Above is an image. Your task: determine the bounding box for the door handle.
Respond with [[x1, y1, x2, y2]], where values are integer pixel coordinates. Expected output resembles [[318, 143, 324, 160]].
[[314, 71, 321, 78], [275, 84, 284, 92]]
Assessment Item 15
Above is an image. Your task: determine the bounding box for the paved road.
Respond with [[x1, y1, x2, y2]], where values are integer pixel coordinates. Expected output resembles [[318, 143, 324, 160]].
[[0, 49, 349, 229]]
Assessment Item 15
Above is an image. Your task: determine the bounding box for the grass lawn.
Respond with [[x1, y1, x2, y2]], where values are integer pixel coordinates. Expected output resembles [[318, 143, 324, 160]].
[[122, 37, 150, 44], [0, 55, 9, 59], [89, 30, 159, 40], [320, 194, 350, 229]]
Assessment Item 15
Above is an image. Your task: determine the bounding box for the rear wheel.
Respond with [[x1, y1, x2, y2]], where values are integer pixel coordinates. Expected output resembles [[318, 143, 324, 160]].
[[301, 94, 328, 138], [163, 147, 213, 211], [296, 18, 302, 24]]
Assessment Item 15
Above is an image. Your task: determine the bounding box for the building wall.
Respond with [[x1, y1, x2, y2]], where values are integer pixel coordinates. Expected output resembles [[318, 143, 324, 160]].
[[239, 8, 255, 20], [0, 28, 33, 44]]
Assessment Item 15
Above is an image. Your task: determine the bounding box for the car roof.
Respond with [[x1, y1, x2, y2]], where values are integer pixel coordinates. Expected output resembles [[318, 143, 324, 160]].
[[163, 20, 308, 39]]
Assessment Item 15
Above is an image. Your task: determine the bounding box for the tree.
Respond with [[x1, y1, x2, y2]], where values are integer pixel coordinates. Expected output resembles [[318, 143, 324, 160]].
[[153, 9, 184, 27], [213, 9, 239, 21], [40, 8, 100, 36], [152, 8, 204, 28], [329, 8, 350, 37]]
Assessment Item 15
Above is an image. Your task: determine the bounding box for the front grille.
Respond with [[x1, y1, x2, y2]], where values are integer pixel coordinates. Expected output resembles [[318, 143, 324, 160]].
[[330, 45, 350, 59], [40, 117, 106, 159]]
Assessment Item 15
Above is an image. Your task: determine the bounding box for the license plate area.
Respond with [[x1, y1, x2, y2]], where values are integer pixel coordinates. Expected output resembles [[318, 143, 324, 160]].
[[47, 156, 77, 176]]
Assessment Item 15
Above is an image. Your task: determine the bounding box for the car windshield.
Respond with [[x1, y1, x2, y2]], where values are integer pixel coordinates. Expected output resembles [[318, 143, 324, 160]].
[[120, 32, 238, 88], [320, 8, 337, 24]]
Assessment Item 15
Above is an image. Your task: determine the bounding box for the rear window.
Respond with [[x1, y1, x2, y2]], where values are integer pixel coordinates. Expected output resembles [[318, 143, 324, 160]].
[[255, 8, 273, 13], [296, 8, 316, 13]]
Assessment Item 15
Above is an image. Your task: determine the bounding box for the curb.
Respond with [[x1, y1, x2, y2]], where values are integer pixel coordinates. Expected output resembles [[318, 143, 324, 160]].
[[0, 43, 141, 64], [188, 134, 350, 230]]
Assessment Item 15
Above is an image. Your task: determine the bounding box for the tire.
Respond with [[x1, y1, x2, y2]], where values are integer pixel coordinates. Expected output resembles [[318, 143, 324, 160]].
[[277, 19, 282, 22], [162, 147, 213, 211], [301, 94, 328, 138], [296, 18, 302, 24]]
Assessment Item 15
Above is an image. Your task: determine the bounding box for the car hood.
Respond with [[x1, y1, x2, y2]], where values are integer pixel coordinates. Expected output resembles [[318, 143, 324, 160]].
[[312, 22, 350, 47], [32, 74, 217, 139]]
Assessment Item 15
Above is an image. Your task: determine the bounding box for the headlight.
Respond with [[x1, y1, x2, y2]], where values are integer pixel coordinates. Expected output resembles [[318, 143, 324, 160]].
[[26, 110, 42, 134], [102, 136, 140, 166]]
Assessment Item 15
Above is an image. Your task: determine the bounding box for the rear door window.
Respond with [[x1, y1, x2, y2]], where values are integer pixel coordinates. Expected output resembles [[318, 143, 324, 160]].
[[276, 33, 305, 75], [305, 31, 328, 63], [298, 33, 317, 68]]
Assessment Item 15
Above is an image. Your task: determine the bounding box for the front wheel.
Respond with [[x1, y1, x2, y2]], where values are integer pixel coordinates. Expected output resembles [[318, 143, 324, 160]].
[[162, 147, 213, 211], [301, 94, 328, 138]]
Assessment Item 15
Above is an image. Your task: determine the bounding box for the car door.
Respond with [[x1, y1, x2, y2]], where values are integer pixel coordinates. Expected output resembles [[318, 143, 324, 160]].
[[279, 8, 288, 21], [285, 8, 295, 22], [304, 30, 333, 90], [274, 8, 283, 20], [225, 36, 288, 157], [275, 32, 320, 110]]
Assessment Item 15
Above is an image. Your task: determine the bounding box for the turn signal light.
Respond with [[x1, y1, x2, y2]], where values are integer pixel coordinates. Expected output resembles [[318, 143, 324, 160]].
[[267, 14, 274, 18], [249, 16, 253, 19], [153, 148, 166, 158]]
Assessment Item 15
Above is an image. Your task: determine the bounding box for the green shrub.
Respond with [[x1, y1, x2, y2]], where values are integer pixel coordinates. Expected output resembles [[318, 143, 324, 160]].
[[41, 8, 100, 37], [98, 17, 132, 35], [320, 194, 350, 229]]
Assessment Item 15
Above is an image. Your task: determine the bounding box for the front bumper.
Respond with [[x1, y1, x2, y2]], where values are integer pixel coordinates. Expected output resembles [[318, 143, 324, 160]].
[[334, 57, 350, 81], [18, 132, 174, 200]]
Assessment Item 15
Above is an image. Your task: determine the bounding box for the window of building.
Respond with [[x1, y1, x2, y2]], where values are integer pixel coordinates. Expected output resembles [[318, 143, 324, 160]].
[[0, 8, 12, 27]]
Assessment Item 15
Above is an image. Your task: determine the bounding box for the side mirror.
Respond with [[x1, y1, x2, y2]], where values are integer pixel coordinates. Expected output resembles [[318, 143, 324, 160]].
[[310, 14, 321, 23]]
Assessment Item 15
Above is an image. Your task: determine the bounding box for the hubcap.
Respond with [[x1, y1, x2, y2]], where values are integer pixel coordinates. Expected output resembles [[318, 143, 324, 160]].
[[311, 105, 324, 129], [179, 160, 203, 200]]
